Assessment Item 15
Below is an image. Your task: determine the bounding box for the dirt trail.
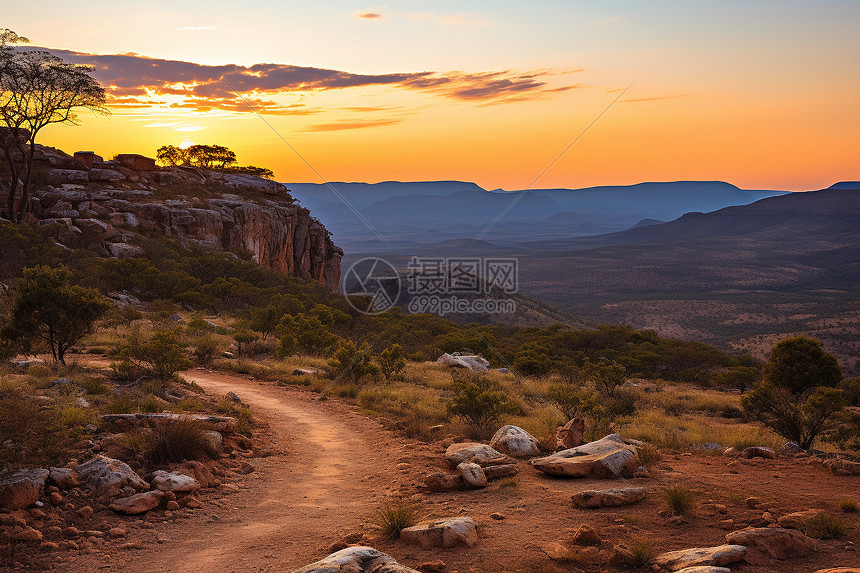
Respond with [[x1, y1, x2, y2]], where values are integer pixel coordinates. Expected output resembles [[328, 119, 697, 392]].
[[65, 367, 414, 573]]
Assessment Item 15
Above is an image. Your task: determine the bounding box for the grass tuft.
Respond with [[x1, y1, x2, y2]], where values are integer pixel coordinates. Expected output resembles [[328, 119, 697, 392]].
[[839, 498, 858, 513], [629, 538, 655, 568], [146, 419, 216, 464], [371, 498, 423, 539], [663, 484, 695, 515], [803, 512, 852, 539]]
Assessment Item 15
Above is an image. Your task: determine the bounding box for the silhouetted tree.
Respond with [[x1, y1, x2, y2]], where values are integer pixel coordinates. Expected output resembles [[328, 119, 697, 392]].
[[1, 30, 107, 221]]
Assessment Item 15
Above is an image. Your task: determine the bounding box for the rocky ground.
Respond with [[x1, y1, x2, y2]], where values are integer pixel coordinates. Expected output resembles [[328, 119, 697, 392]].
[[3, 362, 859, 572]]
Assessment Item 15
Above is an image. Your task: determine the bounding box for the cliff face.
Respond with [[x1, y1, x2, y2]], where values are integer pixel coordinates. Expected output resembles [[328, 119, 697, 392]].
[[22, 147, 342, 291]]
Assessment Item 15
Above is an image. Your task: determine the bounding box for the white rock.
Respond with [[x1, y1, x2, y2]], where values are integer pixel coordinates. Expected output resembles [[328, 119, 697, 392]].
[[445, 442, 514, 467], [290, 546, 419, 573], [490, 425, 542, 458], [436, 353, 490, 371], [400, 517, 478, 548], [109, 490, 163, 514], [150, 470, 200, 493], [652, 545, 747, 571], [457, 462, 487, 488]]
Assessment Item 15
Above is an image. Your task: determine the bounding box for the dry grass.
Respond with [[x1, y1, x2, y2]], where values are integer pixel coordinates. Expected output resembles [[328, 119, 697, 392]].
[[663, 484, 695, 515], [146, 419, 216, 464], [803, 513, 853, 539], [839, 498, 858, 513], [371, 498, 423, 539]]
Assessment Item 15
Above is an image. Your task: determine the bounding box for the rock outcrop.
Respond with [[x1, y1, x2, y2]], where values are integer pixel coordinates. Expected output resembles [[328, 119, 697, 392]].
[[571, 487, 647, 508], [651, 545, 747, 571], [531, 434, 640, 478], [400, 517, 478, 548], [23, 145, 342, 291], [291, 547, 420, 573], [0, 468, 49, 511]]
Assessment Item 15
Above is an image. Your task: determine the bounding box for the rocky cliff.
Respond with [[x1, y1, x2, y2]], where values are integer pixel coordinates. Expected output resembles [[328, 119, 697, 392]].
[[18, 146, 343, 290]]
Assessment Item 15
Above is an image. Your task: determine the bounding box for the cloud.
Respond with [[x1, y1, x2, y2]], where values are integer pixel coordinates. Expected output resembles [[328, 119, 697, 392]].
[[23, 47, 575, 113], [356, 12, 382, 19], [304, 119, 403, 132]]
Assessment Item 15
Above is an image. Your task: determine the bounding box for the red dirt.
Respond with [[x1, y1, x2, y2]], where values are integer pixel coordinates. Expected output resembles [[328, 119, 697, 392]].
[[46, 366, 860, 572]]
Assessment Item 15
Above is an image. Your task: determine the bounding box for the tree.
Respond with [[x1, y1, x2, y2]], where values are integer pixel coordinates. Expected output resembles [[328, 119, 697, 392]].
[[328, 340, 379, 385], [156, 144, 185, 166], [118, 330, 193, 382], [742, 337, 844, 449], [1, 266, 110, 363], [232, 329, 258, 357], [377, 343, 406, 381], [1, 32, 108, 221]]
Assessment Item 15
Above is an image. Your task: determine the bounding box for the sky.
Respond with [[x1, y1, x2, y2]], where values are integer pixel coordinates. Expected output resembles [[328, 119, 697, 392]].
[[4, 1, 860, 191]]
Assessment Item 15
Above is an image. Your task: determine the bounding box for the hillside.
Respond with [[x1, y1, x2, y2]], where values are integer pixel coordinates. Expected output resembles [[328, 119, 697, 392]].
[[513, 185, 860, 372]]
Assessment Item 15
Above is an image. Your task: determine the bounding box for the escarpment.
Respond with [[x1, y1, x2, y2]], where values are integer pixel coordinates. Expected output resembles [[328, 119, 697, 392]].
[[15, 146, 342, 290]]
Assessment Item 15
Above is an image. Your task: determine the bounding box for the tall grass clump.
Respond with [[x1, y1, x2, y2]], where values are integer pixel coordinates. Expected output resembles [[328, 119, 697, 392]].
[[146, 420, 216, 464], [371, 499, 423, 539], [663, 484, 695, 515], [629, 538, 655, 568], [839, 498, 858, 513], [803, 513, 852, 539]]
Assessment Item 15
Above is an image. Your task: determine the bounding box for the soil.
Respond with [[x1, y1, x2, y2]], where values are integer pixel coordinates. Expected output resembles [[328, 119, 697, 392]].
[[36, 366, 860, 572]]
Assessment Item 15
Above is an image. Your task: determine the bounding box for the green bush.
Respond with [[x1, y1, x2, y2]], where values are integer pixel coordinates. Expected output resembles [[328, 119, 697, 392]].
[[328, 341, 379, 385], [120, 330, 193, 382], [447, 371, 513, 440]]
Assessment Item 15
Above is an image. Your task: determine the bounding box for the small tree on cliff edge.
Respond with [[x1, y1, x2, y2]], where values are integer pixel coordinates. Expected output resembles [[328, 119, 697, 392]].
[[742, 336, 844, 449], [0, 30, 108, 221]]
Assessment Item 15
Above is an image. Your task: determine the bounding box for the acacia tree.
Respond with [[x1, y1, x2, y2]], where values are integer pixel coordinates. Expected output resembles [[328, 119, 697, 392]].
[[742, 336, 844, 449], [0, 266, 110, 364], [1, 30, 108, 221]]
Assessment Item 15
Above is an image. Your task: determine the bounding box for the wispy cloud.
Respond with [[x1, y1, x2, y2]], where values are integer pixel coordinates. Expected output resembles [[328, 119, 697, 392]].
[[356, 12, 382, 20], [304, 119, 403, 132], [26, 48, 575, 114]]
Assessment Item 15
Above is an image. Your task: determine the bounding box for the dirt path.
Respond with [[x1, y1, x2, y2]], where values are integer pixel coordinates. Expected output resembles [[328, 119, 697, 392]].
[[58, 361, 860, 573], [64, 367, 418, 573]]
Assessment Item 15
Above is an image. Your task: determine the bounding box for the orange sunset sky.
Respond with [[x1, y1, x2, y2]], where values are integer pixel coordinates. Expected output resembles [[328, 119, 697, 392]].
[[4, 1, 860, 191]]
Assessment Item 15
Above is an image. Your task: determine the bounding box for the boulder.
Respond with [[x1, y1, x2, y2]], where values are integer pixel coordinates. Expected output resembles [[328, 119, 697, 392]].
[[457, 462, 487, 488], [740, 446, 776, 459], [201, 430, 224, 453], [490, 425, 542, 458], [106, 242, 144, 258], [652, 545, 747, 571], [75, 455, 148, 499], [436, 353, 490, 371], [571, 487, 647, 509], [150, 470, 200, 493], [445, 443, 514, 467], [11, 527, 43, 543], [0, 468, 49, 511], [109, 490, 164, 514], [725, 527, 815, 560], [777, 441, 804, 457], [89, 168, 126, 182], [424, 472, 463, 493], [48, 467, 81, 489], [400, 517, 478, 548], [531, 434, 639, 478], [777, 509, 824, 530], [826, 457, 860, 476], [115, 153, 157, 171], [291, 547, 420, 573], [556, 418, 585, 451]]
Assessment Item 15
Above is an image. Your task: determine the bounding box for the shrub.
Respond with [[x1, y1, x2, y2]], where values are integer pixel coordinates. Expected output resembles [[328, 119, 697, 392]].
[[839, 498, 858, 513], [146, 420, 216, 464], [0, 395, 69, 467], [121, 330, 193, 382], [637, 443, 661, 468], [583, 357, 627, 399], [328, 341, 379, 385], [79, 377, 109, 395], [447, 371, 513, 440], [58, 405, 92, 428], [191, 336, 219, 364], [378, 344, 406, 381], [803, 513, 851, 539], [371, 499, 422, 539], [663, 484, 695, 515]]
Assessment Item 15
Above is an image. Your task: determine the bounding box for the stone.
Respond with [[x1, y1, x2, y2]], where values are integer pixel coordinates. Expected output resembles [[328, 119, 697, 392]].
[[571, 524, 602, 546], [531, 434, 640, 478], [745, 496, 763, 508], [571, 487, 647, 508], [11, 527, 43, 543], [445, 443, 515, 467], [489, 425, 542, 458], [652, 545, 747, 571], [75, 456, 149, 499], [435, 353, 490, 371], [108, 527, 127, 538], [88, 168, 126, 182], [201, 430, 224, 453], [115, 153, 157, 171], [49, 491, 63, 505], [0, 468, 49, 511], [425, 472, 463, 492], [109, 491, 164, 515], [725, 527, 815, 560], [400, 517, 478, 549], [740, 446, 776, 459], [777, 509, 824, 529], [106, 242, 144, 258], [541, 541, 574, 560], [556, 418, 586, 451], [457, 462, 487, 488], [291, 546, 420, 573], [482, 463, 519, 480], [182, 496, 203, 509], [150, 471, 200, 493], [634, 465, 650, 478], [777, 441, 804, 457]]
